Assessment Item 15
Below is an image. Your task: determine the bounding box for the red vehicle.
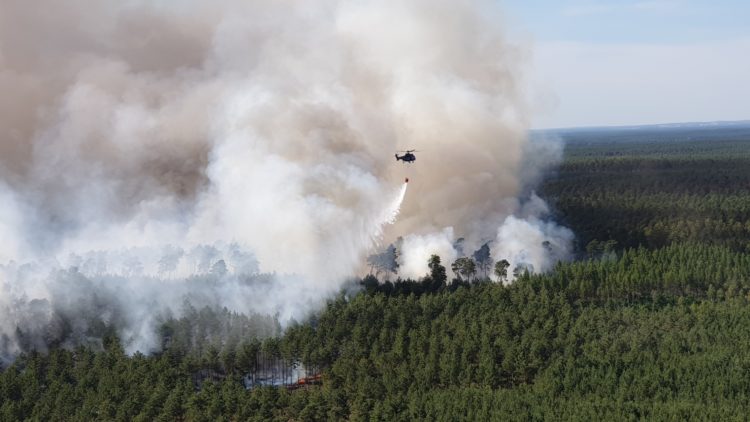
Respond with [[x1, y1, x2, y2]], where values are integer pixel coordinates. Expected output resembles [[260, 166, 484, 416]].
[[287, 374, 322, 390]]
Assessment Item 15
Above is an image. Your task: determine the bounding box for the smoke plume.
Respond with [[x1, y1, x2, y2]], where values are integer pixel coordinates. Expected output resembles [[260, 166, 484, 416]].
[[0, 0, 570, 358]]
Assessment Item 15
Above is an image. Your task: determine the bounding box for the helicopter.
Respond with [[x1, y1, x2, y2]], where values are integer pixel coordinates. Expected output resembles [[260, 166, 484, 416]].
[[395, 149, 417, 163]]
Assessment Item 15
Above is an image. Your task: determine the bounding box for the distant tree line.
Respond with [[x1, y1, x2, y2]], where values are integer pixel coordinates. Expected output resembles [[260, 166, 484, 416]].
[[6, 243, 750, 420], [5, 130, 750, 420], [366, 238, 520, 288]]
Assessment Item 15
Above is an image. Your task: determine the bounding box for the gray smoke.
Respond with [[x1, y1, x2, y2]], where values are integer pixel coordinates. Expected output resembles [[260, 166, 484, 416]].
[[0, 0, 571, 359]]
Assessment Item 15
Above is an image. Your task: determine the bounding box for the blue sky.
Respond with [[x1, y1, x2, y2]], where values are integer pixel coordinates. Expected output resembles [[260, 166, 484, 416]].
[[501, 0, 750, 128]]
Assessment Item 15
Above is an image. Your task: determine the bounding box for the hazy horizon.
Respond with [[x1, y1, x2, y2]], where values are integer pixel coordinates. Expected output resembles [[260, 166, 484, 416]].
[[533, 118, 750, 132], [504, 0, 750, 129]]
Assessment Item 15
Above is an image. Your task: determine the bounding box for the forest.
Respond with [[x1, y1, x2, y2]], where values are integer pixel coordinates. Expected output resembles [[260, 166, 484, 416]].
[[4, 123, 750, 420]]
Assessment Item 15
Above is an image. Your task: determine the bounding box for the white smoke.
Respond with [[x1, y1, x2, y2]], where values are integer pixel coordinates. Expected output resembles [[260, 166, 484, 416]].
[[0, 257, 331, 359], [0, 185, 26, 263], [0, 0, 571, 358], [396, 137, 573, 281], [492, 215, 574, 281], [398, 227, 458, 279]]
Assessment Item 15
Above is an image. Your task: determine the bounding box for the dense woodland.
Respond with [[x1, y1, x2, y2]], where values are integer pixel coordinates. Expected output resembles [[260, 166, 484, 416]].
[[4, 124, 750, 420]]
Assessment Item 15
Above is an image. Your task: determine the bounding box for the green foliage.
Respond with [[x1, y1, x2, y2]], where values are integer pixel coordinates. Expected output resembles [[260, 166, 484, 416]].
[[6, 270, 750, 420], [542, 128, 750, 252], [4, 126, 750, 420], [428, 254, 447, 288], [494, 259, 510, 282], [451, 257, 476, 282]]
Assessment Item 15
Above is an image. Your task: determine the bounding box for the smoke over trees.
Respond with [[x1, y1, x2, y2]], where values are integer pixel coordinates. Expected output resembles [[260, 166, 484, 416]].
[[366, 244, 399, 279], [473, 243, 492, 278], [451, 257, 477, 282], [494, 259, 510, 283], [0, 0, 571, 358]]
